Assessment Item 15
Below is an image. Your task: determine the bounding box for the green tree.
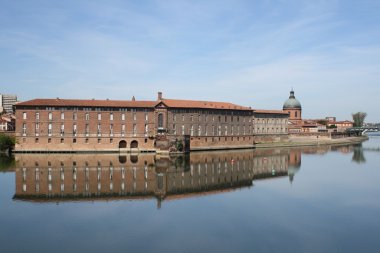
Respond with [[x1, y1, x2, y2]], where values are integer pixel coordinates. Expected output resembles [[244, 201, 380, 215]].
[[316, 120, 328, 125], [352, 112, 367, 127], [0, 134, 15, 151]]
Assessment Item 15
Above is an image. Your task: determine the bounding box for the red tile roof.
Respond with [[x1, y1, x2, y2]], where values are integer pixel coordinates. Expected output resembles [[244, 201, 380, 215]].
[[16, 97, 252, 111], [15, 98, 158, 108], [254, 109, 289, 115], [161, 99, 251, 110], [329, 120, 353, 124]]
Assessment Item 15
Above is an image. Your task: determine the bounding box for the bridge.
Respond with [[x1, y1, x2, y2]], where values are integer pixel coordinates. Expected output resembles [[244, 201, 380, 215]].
[[346, 127, 380, 135]]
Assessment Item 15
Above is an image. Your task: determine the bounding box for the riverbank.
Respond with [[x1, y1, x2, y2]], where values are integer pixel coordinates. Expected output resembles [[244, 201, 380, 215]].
[[255, 136, 369, 149]]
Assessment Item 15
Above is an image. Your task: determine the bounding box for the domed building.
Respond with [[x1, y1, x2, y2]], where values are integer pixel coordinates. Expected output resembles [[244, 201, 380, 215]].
[[283, 89, 302, 125]]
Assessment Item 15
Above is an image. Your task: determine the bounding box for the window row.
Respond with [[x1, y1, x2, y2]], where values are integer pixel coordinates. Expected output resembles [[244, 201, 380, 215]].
[[171, 124, 253, 136], [172, 114, 252, 123], [23, 112, 149, 121], [22, 123, 150, 136]]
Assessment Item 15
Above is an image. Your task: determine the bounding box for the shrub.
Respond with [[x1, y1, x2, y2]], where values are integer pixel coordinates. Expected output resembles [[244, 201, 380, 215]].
[[0, 134, 15, 151]]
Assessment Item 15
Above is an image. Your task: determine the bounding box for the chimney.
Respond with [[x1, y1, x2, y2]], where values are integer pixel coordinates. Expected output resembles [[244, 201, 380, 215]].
[[157, 91, 162, 100]]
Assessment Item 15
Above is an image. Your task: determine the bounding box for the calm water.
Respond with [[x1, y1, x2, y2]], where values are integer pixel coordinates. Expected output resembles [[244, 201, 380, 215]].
[[1, 137, 380, 253]]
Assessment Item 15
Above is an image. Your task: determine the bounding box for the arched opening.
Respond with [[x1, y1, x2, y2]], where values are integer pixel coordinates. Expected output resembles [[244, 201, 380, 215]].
[[130, 140, 138, 149], [119, 156, 127, 164], [130, 155, 138, 164], [119, 140, 127, 148]]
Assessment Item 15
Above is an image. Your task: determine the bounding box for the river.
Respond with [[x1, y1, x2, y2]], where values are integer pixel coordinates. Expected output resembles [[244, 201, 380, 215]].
[[1, 136, 380, 253]]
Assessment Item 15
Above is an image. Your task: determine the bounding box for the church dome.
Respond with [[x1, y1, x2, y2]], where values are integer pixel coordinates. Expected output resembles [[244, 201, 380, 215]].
[[283, 90, 302, 109]]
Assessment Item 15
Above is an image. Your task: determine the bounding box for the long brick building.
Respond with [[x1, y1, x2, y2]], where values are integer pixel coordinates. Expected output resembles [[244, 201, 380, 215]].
[[14, 92, 288, 152]]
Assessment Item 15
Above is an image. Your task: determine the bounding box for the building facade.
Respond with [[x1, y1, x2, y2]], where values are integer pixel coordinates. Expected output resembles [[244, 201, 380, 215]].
[[14, 92, 289, 152]]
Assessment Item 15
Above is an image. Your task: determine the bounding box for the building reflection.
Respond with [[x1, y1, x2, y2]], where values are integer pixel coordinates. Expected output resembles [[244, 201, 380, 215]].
[[13, 149, 304, 207]]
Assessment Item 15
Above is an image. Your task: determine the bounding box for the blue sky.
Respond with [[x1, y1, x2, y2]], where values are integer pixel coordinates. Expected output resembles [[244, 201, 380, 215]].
[[1, 0, 379, 122]]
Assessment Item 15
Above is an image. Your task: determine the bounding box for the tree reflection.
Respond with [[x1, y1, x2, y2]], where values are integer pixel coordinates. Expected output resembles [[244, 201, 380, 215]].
[[0, 155, 15, 171], [352, 144, 366, 164]]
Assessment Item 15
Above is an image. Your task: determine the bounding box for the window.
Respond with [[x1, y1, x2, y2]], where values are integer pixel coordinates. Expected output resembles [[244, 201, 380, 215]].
[[48, 123, 52, 136], [110, 113, 113, 121], [73, 112, 77, 121], [73, 124, 77, 136], [121, 113, 125, 121], [198, 125, 202, 136], [61, 112, 64, 120], [181, 125, 185, 135], [73, 138, 77, 143], [121, 124, 125, 136], [145, 113, 148, 121], [60, 124, 64, 136], [173, 124, 176, 135], [110, 124, 114, 136], [60, 138, 64, 143], [48, 138, 51, 143], [97, 124, 101, 136], [158, 113, 163, 129], [133, 124, 137, 136], [190, 125, 194, 136], [35, 112, 39, 120], [23, 112, 27, 120], [145, 124, 148, 135], [97, 113, 101, 120], [85, 113, 90, 121], [35, 123, 39, 130], [85, 124, 89, 136], [133, 113, 136, 121], [48, 112, 53, 120]]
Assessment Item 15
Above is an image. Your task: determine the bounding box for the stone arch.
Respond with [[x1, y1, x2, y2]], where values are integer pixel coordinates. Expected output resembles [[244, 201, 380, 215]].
[[130, 140, 138, 149], [119, 140, 127, 148]]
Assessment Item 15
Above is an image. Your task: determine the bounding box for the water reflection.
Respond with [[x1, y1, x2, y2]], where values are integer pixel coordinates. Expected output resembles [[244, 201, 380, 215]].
[[12, 144, 365, 206], [352, 144, 366, 164]]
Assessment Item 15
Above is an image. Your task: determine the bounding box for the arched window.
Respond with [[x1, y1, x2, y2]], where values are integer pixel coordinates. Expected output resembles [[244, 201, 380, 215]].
[[158, 113, 163, 128]]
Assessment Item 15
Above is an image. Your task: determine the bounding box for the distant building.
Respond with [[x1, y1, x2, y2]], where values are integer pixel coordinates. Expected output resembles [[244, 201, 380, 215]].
[[0, 93, 18, 114], [0, 114, 15, 131], [327, 120, 353, 132], [325, 116, 336, 123]]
